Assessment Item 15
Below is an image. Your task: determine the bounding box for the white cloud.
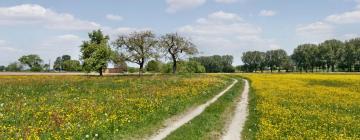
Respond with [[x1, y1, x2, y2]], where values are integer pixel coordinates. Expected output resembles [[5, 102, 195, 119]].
[[166, 0, 206, 13], [42, 34, 82, 46], [259, 10, 277, 17], [106, 14, 123, 21], [33, 34, 83, 63], [325, 10, 360, 24], [104, 27, 152, 39], [0, 4, 100, 30], [296, 22, 334, 43], [0, 40, 23, 65], [178, 11, 280, 65], [215, 0, 237, 4], [341, 33, 359, 40], [0, 40, 21, 52]]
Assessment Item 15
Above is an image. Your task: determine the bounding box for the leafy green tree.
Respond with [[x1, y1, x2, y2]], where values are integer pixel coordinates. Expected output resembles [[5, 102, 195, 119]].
[[161, 61, 205, 73], [341, 38, 360, 72], [5, 62, 23, 71], [184, 61, 206, 73], [53, 57, 62, 71], [190, 55, 234, 73], [292, 44, 317, 72], [266, 49, 288, 72], [113, 31, 158, 76], [62, 55, 71, 62], [241, 51, 265, 72], [159, 33, 198, 74], [18, 54, 43, 72], [80, 30, 112, 76], [282, 56, 295, 72], [0, 65, 5, 72], [63, 60, 82, 71]]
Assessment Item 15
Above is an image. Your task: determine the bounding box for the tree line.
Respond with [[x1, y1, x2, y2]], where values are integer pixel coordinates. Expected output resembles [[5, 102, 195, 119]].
[[241, 38, 360, 72], [0, 30, 237, 75]]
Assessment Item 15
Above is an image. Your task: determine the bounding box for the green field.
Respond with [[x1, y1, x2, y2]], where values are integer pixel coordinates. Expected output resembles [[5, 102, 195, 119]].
[[242, 74, 360, 139], [1, 73, 360, 139], [0, 75, 231, 139]]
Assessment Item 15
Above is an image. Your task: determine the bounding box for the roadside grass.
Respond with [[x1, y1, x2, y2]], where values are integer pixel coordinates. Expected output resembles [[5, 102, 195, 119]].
[[164, 76, 244, 140], [0, 74, 232, 139], [241, 78, 259, 140]]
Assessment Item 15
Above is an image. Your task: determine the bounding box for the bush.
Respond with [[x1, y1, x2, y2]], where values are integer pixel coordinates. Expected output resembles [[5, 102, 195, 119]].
[[161, 61, 206, 74], [146, 60, 162, 72], [128, 67, 139, 73], [222, 65, 235, 73], [6, 62, 23, 72]]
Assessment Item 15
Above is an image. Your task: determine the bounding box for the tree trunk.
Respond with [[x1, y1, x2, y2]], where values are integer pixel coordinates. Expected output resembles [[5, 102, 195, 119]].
[[331, 64, 335, 72], [172, 60, 177, 74], [99, 68, 103, 76], [139, 63, 144, 76], [270, 67, 273, 73], [171, 54, 177, 74]]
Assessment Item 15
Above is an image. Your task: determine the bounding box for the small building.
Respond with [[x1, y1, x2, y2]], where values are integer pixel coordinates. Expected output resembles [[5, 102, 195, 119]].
[[104, 67, 126, 73]]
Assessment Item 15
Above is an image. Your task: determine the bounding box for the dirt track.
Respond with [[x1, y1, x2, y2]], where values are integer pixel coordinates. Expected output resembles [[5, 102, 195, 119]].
[[222, 79, 250, 140], [149, 79, 238, 140]]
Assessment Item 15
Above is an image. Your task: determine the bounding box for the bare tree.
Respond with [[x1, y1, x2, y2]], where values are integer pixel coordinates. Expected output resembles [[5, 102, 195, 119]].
[[159, 33, 198, 74], [112, 31, 158, 75]]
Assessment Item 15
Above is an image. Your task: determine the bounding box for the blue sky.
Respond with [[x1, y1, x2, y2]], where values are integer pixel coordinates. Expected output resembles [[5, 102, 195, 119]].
[[0, 0, 360, 66]]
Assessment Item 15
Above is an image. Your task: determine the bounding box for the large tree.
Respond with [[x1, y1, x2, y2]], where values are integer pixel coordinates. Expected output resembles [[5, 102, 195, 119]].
[[18, 54, 43, 72], [112, 31, 158, 75], [341, 38, 360, 72], [159, 33, 198, 74], [53, 55, 75, 71], [80, 30, 112, 76], [292, 44, 317, 72], [0, 65, 5, 72], [319, 39, 344, 72], [241, 51, 265, 72], [266, 49, 288, 72]]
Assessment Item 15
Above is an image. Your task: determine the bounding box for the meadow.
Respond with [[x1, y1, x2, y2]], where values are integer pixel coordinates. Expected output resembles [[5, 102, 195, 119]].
[[242, 74, 360, 139], [0, 75, 231, 139]]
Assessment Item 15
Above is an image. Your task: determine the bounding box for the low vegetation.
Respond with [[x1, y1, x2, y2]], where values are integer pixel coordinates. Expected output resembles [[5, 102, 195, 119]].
[[0, 75, 231, 139], [242, 74, 360, 139]]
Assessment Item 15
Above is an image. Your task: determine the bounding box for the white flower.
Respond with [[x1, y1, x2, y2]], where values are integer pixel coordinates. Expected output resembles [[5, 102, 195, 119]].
[[85, 134, 89, 138], [95, 134, 98, 137]]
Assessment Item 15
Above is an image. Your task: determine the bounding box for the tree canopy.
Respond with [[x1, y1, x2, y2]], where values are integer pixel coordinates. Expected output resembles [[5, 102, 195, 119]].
[[159, 33, 198, 74], [112, 31, 158, 75], [80, 30, 112, 76]]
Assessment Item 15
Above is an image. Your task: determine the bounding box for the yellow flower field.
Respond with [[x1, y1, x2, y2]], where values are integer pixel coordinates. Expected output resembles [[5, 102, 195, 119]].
[[0, 75, 230, 139], [243, 74, 360, 139]]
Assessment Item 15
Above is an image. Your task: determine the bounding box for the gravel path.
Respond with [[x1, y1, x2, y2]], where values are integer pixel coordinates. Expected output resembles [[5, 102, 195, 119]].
[[149, 79, 238, 140], [222, 79, 250, 140]]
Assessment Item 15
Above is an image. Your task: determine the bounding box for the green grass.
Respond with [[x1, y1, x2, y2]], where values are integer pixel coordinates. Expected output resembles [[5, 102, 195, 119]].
[[165, 76, 244, 140], [0, 74, 232, 139], [241, 78, 259, 140]]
